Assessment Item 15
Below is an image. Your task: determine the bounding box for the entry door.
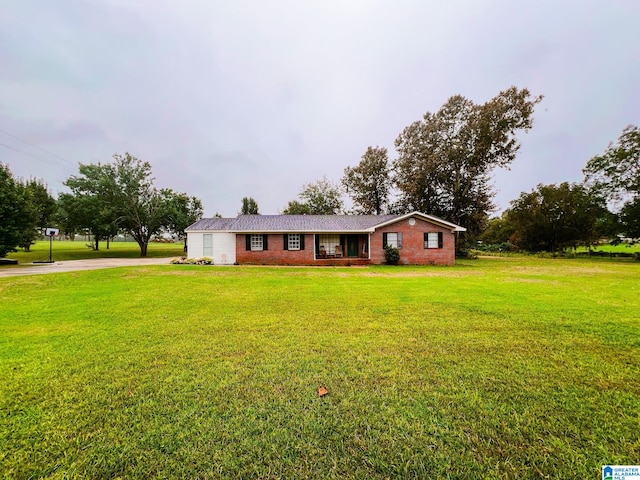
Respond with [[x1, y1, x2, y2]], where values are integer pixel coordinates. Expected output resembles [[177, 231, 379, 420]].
[[347, 236, 358, 257]]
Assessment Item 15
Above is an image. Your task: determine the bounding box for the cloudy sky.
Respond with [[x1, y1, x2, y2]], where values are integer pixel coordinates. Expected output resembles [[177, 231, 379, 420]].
[[1, 0, 639, 217]]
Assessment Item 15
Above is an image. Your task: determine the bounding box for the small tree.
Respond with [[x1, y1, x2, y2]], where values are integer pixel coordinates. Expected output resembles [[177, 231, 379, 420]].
[[240, 197, 259, 215], [283, 177, 344, 215], [164, 190, 203, 248], [281, 200, 311, 215]]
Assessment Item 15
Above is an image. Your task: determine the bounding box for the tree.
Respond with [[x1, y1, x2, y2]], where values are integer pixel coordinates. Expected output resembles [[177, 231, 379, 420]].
[[583, 125, 640, 201], [479, 213, 516, 247], [16, 179, 58, 251], [393, 87, 543, 242], [506, 183, 613, 252], [283, 177, 344, 215], [0, 163, 32, 257], [342, 146, 392, 214], [281, 200, 311, 215], [62, 163, 120, 250], [584, 125, 640, 239], [240, 197, 259, 215], [620, 196, 640, 240], [108, 153, 171, 257], [24, 179, 57, 230], [164, 190, 203, 247], [62, 153, 202, 256]]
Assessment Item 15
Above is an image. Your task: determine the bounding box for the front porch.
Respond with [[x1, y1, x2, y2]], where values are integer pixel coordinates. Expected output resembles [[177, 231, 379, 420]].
[[314, 233, 370, 264]]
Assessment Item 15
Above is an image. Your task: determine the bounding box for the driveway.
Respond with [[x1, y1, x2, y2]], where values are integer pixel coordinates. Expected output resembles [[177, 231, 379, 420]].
[[0, 258, 173, 278]]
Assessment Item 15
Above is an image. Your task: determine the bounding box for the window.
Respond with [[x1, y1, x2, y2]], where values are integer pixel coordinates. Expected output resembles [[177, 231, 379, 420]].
[[382, 232, 402, 249], [318, 234, 340, 255], [288, 234, 301, 250], [284, 234, 305, 251], [203, 234, 213, 256], [251, 234, 263, 251], [246, 234, 268, 251], [424, 232, 443, 249]]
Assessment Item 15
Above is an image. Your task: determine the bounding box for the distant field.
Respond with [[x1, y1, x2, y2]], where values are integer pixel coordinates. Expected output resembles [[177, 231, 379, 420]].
[[1, 258, 638, 478], [582, 243, 640, 253], [5, 240, 184, 263]]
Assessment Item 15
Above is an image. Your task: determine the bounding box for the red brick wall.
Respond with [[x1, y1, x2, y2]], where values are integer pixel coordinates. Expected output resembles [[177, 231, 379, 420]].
[[369, 217, 456, 265], [235, 234, 316, 265]]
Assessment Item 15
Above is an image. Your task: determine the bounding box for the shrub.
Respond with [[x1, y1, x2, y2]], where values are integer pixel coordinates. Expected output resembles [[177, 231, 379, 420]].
[[384, 245, 400, 265], [171, 257, 213, 265]]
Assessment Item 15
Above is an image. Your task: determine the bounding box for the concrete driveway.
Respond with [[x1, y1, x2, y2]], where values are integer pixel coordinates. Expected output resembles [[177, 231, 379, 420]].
[[0, 257, 173, 278]]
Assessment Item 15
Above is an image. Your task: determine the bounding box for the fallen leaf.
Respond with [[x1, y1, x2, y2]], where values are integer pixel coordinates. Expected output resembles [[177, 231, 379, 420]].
[[318, 386, 328, 397]]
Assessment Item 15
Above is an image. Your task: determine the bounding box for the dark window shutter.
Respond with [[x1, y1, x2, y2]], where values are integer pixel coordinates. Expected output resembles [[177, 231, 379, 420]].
[[263, 234, 268, 251], [315, 234, 320, 256], [246, 234, 251, 251], [438, 232, 443, 249], [283, 234, 288, 250], [382, 233, 388, 248], [300, 235, 305, 250], [424, 232, 428, 249], [397, 232, 403, 249]]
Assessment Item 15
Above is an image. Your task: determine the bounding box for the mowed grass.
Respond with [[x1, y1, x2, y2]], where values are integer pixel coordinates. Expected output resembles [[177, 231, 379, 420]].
[[0, 258, 638, 479], [6, 240, 184, 263]]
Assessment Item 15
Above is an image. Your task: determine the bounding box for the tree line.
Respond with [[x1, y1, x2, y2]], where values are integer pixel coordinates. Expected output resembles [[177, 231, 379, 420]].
[[266, 89, 637, 253], [480, 126, 639, 252], [1, 153, 202, 257]]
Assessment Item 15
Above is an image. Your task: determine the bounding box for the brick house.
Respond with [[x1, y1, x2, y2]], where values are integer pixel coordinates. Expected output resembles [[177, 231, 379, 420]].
[[185, 212, 465, 266]]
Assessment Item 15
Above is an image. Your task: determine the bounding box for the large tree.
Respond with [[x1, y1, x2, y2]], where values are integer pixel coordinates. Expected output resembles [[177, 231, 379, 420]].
[[583, 125, 640, 239], [109, 153, 173, 256], [0, 164, 32, 257], [63, 153, 202, 256], [282, 177, 344, 215], [342, 146, 392, 215], [393, 87, 543, 242], [506, 182, 613, 252]]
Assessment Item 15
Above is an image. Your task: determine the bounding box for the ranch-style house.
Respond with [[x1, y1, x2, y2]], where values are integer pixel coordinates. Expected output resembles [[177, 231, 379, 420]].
[[185, 212, 465, 266]]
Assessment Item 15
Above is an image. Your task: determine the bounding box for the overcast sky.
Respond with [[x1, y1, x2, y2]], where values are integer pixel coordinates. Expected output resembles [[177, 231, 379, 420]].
[[2, 1, 639, 218]]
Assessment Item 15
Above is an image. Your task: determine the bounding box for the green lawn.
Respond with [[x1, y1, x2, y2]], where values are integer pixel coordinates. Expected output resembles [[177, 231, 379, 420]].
[[582, 243, 640, 253], [1, 258, 638, 478], [5, 240, 184, 263]]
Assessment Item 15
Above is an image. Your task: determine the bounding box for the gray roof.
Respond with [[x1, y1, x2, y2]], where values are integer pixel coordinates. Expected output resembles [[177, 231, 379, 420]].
[[185, 217, 236, 231], [231, 214, 399, 232], [186, 212, 466, 232]]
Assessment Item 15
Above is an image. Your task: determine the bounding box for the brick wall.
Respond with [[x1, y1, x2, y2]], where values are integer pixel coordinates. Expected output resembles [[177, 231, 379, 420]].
[[235, 234, 315, 265], [369, 217, 456, 265]]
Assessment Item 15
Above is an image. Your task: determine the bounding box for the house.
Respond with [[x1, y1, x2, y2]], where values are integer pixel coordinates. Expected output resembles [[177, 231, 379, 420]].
[[185, 212, 466, 266]]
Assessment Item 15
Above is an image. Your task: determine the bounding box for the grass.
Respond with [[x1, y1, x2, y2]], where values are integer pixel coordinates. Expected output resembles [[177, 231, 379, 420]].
[[580, 243, 640, 253], [1, 257, 639, 478], [5, 240, 184, 263]]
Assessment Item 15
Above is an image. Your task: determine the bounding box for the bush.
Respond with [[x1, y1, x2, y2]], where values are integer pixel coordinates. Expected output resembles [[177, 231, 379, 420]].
[[384, 245, 400, 265], [171, 257, 213, 265]]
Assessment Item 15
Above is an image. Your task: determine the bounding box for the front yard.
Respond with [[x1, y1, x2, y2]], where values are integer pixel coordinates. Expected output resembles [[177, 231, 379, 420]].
[[1, 258, 638, 478]]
